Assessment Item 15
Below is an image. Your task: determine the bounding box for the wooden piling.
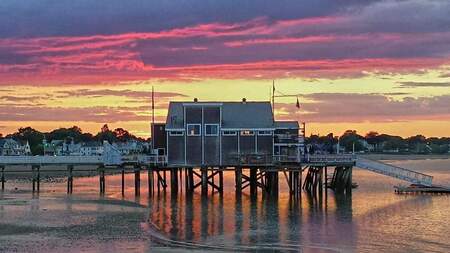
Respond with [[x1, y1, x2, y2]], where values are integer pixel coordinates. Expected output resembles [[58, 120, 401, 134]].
[[121, 166, 125, 196], [36, 165, 40, 192], [201, 167, 208, 195], [99, 165, 105, 195], [1, 166, 5, 191], [67, 165, 73, 194], [188, 168, 194, 193], [235, 167, 242, 194], [148, 167, 154, 196], [250, 168, 257, 196], [219, 168, 224, 193], [31, 165, 37, 193], [134, 165, 140, 196], [171, 168, 178, 195]]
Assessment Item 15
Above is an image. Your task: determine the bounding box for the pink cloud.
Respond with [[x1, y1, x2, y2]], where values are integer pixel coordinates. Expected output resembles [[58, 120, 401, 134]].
[[1, 15, 449, 86]]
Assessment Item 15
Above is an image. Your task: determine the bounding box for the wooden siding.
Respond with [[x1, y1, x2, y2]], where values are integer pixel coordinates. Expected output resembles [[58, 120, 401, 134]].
[[167, 135, 184, 165]]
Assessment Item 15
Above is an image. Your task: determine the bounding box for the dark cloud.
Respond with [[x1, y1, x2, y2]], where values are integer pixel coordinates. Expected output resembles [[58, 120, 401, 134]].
[[0, 0, 376, 38], [397, 82, 450, 88]]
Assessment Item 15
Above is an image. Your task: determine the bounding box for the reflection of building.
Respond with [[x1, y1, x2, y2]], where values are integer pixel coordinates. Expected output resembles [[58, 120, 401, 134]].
[[0, 139, 31, 156], [157, 99, 304, 167]]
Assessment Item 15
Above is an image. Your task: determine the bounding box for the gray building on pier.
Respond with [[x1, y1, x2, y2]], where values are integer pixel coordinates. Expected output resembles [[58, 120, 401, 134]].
[[156, 99, 303, 167]]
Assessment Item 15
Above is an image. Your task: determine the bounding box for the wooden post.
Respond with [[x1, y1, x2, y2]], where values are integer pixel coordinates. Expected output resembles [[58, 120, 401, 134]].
[[1, 166, 5, 191], [235, 167, 242, 194], [148, 167, 154, 196], [219, 168, 224, 194], [188, 168, 194, 193], [171, 168, 178, 195], [201, 167, 208, 196], [250, 168, 257, 197], [121, 166, 125, 196], [36, 165, 40, 193], [32, 165, 36, 193], [99, 166, 105, 195], [134, 166, 140, 196], [163, 170, 167, 191], [184, 168, 189, 193], [67, 165, 73, 194]]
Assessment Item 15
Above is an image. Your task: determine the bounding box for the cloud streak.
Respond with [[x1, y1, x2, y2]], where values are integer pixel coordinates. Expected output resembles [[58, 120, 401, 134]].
[[0, 0, 449, 85]]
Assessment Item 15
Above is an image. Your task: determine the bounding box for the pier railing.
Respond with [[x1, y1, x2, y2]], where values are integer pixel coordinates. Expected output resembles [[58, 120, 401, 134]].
[[356, 158, 433, 186], [304, 154, 356, 164], [0, 155, 104, 165]]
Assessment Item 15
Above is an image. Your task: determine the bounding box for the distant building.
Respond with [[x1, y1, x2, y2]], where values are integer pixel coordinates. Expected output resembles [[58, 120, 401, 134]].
[[80, 142, 104, 156], [43, 139, 64, 156], [0, 139, 31, 156], [113, 140, 146, 155], [156, 99, 304, 167]]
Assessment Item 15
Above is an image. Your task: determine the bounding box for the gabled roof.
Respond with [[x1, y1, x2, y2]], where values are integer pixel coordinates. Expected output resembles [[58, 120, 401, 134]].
[[165, 101, 275, 129]]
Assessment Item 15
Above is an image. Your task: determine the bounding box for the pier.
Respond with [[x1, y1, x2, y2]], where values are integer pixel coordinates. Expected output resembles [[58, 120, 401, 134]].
[[1, 100, 445, 198]]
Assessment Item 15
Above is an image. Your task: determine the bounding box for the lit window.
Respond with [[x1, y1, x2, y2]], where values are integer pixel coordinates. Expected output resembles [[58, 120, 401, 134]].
[[222, 130, 237, 136], [169, 131, 184, 136], [187, 124, 201, 136], [258, 130, 272, 136], [205, 124, 219, 136], [240, 130, 255, 136]]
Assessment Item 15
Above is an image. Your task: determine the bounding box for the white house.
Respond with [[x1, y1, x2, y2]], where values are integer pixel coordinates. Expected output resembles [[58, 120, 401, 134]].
[[0, 139, 31, 156], [80, 142, 104, 156]]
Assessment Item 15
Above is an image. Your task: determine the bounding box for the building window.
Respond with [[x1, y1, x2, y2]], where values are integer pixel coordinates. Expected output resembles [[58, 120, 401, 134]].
[[205, 124, 219, 136], [240, 130, 255, 136], [222, 130, 237, 136], [187, 124, 201, 136], [258, 130, 273, 136], [169, 130, 184, 136]]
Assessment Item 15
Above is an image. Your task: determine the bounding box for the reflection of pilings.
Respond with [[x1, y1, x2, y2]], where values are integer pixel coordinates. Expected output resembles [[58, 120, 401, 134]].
[[184, 193, 194, 241], [234, 192, 243, 245]]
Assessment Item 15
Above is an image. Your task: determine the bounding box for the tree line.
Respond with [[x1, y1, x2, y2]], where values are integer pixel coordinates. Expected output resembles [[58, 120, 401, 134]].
[[1, 126, 449, 155], [0, 124, 147, 155], [306, 130, 450, 154]]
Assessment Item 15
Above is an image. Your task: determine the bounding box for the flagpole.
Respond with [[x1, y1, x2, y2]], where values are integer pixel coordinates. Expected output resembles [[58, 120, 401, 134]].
[[272, 80, 275, 119], [151, 86, 155, 152]]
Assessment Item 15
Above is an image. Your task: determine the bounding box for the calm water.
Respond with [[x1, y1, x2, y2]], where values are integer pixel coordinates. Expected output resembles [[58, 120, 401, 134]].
[[1, 159, 450, 252]]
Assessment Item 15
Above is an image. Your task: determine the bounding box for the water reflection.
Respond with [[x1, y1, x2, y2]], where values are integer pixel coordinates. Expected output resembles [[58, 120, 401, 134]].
[[147, 187, 356, 251]]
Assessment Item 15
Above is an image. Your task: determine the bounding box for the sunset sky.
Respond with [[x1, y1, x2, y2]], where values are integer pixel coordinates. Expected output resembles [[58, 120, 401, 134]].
[[1, 0, 449, 138]]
